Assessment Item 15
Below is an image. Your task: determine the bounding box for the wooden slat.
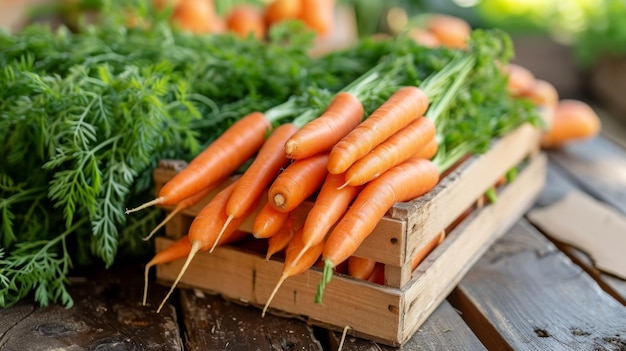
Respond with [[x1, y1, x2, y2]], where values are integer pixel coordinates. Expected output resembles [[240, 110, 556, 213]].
[[178, 289, 323, 351], [449, 220, 626, 351], [327, 300, 486, 350], [0, 266, 182, 351]]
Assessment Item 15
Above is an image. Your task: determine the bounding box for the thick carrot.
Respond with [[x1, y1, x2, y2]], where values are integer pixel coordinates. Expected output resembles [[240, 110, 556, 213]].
[[327, 86, 429, 174], [425, 14, 471, 49], [262, 227, 324, 317], [347, 256, 377, 280], [519, 79, 559, 108], [143, 235, 191, 306], [252, 202, 291, 239], [504, 63, 536, 97], [268, 152, 329, 212], [342, 116, 436, 187], [156, 180, 258, 312], [414, 136, 439, 160], [541, 99, 601, 148], [299, 0, 335, 36], [265, 214, 296, 260], [264, 0, 302, 27], [285, 92, 364, 160], [317, 157, 439, 302], [226, 4, 266, 39], [217, 123, 298, 244], [291, 172, 362, 268], [171, 0, 225, 34], [126, 112, 271, 214]]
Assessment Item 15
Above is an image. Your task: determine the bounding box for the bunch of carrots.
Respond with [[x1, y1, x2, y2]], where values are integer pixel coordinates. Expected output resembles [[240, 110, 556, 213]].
[[127, 15, 596, 315]]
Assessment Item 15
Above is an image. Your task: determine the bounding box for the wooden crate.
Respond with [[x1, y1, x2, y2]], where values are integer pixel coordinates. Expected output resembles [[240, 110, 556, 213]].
[[153, 123, 546, 346]]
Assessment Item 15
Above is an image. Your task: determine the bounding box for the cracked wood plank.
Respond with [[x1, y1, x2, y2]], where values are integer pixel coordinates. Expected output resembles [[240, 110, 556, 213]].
[[178, 288, 323, 351], [0, 266, 182, 351], [448, 220, 626, 351]]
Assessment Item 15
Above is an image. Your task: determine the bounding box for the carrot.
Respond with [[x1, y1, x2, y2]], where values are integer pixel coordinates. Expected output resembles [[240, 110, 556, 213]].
[[268, 152, 329, 212], [519, 79, 559, 108], [541, 99, 601, 148], [291, 172, 362, 268], [327, 86, 429, 174], [425, 14, 471, 49], [299, 0, 335, 36], [317, 157, 439, 302], [264, 0, 302, 27], [217, 123, 298, 245], [347, 256, 377, 280], [408, 28, 441, 48], [143, 178, 226, 241], [143, 235, 191, 306], [126, 112, 271, 214], [252, 202, 291, 239], [262, 227, 324, 317], [171, 0, 224, 34], [156, 180, 259, 312], [366, 262, 385, 285], [503, 63, 536, 97], [342, 116, 436, 187], [414, 136, 439, 160], [284, 92, 364, 160], [265, 214, 296, 260], [410, 231, 445, 271], [226, 4, 266, 39]]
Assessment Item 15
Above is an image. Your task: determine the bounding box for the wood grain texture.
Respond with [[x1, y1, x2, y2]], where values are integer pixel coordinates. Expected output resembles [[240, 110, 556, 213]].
[[449, 220, 626, 351], [0, 266, 182, 351]]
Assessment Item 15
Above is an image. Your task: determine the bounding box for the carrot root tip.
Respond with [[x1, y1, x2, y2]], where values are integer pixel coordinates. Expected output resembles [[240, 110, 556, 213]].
[[126, 197, 165, 215], [272, 194, 286, 209]]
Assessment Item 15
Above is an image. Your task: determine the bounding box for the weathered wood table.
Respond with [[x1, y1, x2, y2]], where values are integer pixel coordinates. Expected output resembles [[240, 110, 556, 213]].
[[2, 128, 626, 351]]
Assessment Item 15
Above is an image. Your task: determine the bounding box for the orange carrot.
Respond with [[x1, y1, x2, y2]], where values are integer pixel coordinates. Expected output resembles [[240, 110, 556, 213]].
[[156, 180, 259, 312], [519, 79, 559, 108], [291, 172, 362, 268], [504, 63, 536, 97], [425, 14, 471, 49], [342, 116, 436, 187], [414, 136, 439, 160], [327, 86, 429, 174], [410, 231, 445, 271], [408, 28, 441, 48], [285, 92, 364, 160], [226, 4, 266, 39], [265, 214, 296, 260], [268, 152, 329, 212], [252, 202, 291, 239], [299, 0, 335, 36], [217, 123, 298, 244], [317, 157, 439, 302], [262, 227, 324, 317], [366, 262, 385, 285], [171, 0, 224, 34], [264, 0, 302, 27], [143, 235, 191, 306], [347, 256, 377, 280], [126, 112, 271, 214], [541, 99, 601, 148]]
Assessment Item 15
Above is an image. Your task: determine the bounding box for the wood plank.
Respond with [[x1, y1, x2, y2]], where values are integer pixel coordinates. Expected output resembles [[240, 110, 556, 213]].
[[449, 220, 626, 351], [0, 265, 182, 351], [530, 161, 626, 304], [327, 300, 486, 351], [178, 288, 323, 351], [547, 136, 626, 214]]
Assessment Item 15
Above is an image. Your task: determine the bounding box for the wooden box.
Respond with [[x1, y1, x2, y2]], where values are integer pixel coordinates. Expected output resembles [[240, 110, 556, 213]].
[[152, 123, 546, 346]]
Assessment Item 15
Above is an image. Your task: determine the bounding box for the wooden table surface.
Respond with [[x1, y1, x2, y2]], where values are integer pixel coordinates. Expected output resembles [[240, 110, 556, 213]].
[[2, 119, 626, 351]]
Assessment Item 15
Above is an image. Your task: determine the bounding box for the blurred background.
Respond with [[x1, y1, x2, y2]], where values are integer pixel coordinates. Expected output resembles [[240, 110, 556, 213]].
[[2, 0, 626, 132]]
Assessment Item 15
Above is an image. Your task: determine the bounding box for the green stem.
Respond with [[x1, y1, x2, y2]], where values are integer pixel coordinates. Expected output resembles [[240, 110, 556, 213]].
[[315, 258, 335, 304]]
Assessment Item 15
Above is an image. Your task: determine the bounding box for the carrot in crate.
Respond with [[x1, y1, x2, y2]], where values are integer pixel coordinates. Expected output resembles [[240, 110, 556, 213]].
[[253, 202, 291, 239], [414, 136, 439, 160], [425, 14, 471, 49], [226, 4, 266, 39], [503, 63, 536, 97], [347, 256, 377, 280], [266, 214, 296, 260], [541, 99, 601, 148]]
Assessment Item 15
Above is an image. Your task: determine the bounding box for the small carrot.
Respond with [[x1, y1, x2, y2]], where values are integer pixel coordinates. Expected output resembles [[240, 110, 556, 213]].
[[217, 123, 298, 245], [291, 172, 362, 268], [327, 86, 429, 174], [265, 214, 296, 260], [171, 0, 225, 34], [285, 92, 364, 160], [366, 262, 385, 285], [518, 79, 559, 108], [226, 4, 266, 39], [347, 256, 377, 280], [408, 27, 441, 48], [156, 180, 258, 312], [541, 99, 601, 148], [410, 231, 445, 271], [425, 14, 471, 49], [252, 202, 291, 239], [264, 0, 302, 27], [317, 157, 439, 302], [299, 0, 335, 36], [342, 116, 436, 187], [504, 63, 536, 97], [126, 112, 271, 214], [414, 136, 439, 160], [262, 227, 324, 317], [268, 152, 329, 212]]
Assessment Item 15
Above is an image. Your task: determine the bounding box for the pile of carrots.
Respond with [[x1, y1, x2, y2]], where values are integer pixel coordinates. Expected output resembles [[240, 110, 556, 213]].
[[148, 0, 335, 39], [129, 12, 602, 315]]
